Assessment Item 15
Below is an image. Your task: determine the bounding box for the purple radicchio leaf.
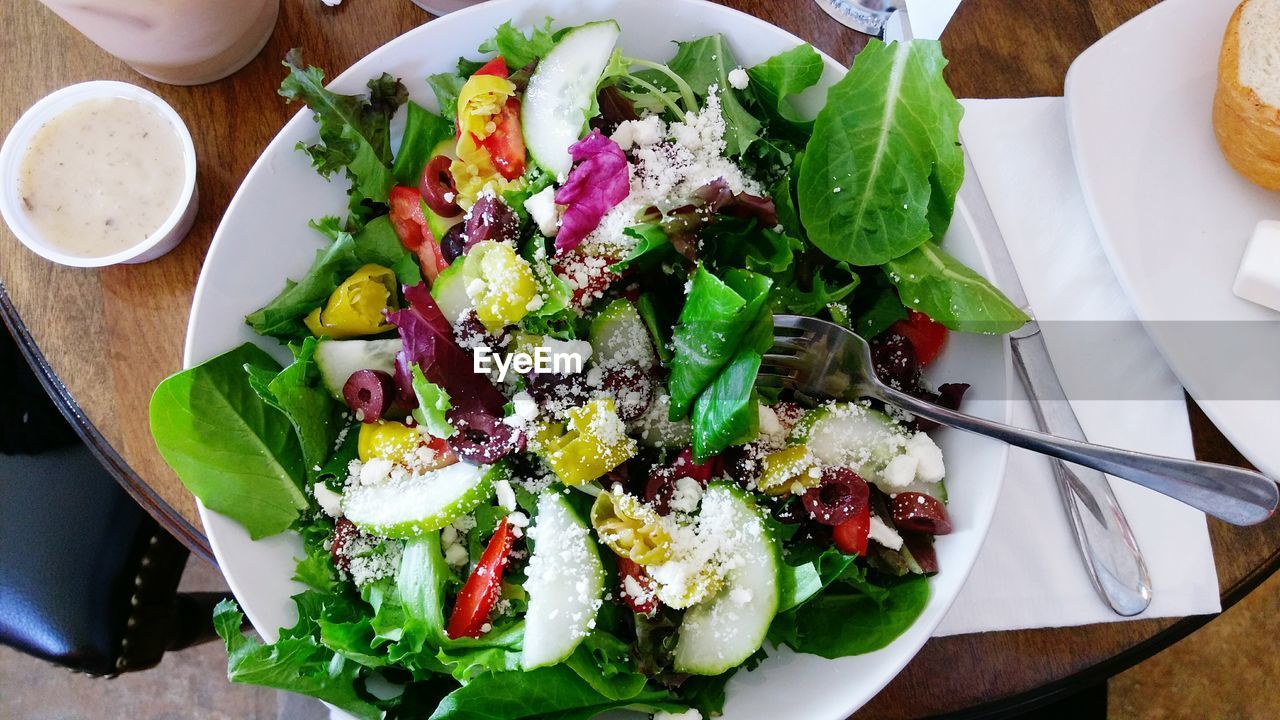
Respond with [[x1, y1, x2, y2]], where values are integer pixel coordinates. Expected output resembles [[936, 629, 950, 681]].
[[553, 130, 630, 253]]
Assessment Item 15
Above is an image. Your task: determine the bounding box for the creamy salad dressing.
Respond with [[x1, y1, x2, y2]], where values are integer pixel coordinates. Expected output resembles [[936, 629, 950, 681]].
[[17, 97, 185, 258]]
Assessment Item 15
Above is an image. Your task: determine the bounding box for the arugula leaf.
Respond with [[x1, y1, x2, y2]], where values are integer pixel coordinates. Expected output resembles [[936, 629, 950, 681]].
[[392, 101, 454, 186], [798, 39, 964, 266], [668, 266, 772, 418], [768, 575, 929, 658], [664, 35, 761, 156], [747, 43, 825, 130], [246, 215, 420, 340], [150, 344, 307, 539], [245, 337, 341, 482], [884, 242, 1029, 333], [410, 363, 455, 438], [214, 599, 382, 719], [428, 72, 466, 123], [477, 18, 558, 69], [775, 259, 860, 317], [427, 664, 674, 720]]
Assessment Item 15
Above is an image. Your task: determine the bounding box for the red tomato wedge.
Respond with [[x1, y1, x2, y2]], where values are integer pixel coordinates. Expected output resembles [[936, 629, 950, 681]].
[[473, 56, 509, 78], [389, 186, 428, 252], [477, 97, 526, 181], [891, 310, 949, 367], [833, 504, 871, 557], [615, 556, 660, 616], [446, 518, 514, 639]]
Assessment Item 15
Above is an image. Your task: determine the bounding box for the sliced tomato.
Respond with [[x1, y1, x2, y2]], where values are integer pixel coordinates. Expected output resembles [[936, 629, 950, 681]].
[[389, 185, 428, 252], [473, 56, 509, 78], [833, 504, 871, 557], [415, 228, 449, 283], [476, 97, 526, 181], [891, 310, 949, 367], [615, 556, 660, 616], [555, 251, 620, 310], [447, 518, 514, 639]]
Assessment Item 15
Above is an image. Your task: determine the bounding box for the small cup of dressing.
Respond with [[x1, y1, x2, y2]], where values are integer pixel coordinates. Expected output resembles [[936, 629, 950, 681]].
[[0, 81, 197, 267]]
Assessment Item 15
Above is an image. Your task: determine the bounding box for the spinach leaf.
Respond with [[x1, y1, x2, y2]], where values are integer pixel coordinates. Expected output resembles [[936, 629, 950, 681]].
[[769, 574, 929, 658], [884, 241, 1029, 333], [798, 39, 964, 266], [214, 599, 382, 719], [846, 272, 909, 338], [691, 347, 761, 462], [477, 18, 558, 69], [778, 547, 859, 612], [246, 215, 419, 340], [150, 343, 307, 539], [668, 266, 771, 418], [747, 43, 824, 130], [392, 101, 454, 186], [427, 664, 674, 720], [246, 337, 341, 482], [664, 35, 761, 156]]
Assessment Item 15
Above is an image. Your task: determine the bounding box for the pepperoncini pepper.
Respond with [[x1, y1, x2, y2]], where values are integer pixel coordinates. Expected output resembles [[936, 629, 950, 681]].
[[450, 70, 520, 208], [305, 264, 398, 339], [358, 420, 420, 462], [466, 241, 539, 333], [591, 489, 672, 565], [540, 397, 637, 485], [757, 444, 818, 496]]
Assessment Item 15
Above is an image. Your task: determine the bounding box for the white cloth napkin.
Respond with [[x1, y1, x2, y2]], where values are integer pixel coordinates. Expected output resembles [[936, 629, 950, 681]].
[[933, 98, 1221, 636]]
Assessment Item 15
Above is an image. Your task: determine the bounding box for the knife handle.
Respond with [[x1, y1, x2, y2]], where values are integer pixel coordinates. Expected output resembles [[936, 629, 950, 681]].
[[1010, 324, 1154, 616]]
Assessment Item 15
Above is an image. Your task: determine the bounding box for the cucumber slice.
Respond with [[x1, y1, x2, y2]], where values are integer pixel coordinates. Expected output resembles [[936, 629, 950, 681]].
[[522, 491, 605, 669], [431, 261, 474, 325], [674, 484, 780, 675], [314, 338, 403, 399], [342, 461, 501, 538], [522, 21, 621, 178], [589, 299, 657, 370], [790, 403, 910, 485]]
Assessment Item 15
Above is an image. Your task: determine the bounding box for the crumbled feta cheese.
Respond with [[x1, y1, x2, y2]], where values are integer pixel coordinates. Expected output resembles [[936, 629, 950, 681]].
[[507, 511, 529, 528], [906, 432, 945, 482], [523, 185, 561, 237], [359, 458, 394, 486], [541, 337, 593, 372], [465, 277, 488, 301], [444, 543, 470, 567], [881, 454, 920, 488], [729, 587, 752, 605], [503, 391, 539, 430], [654, 710, 702, 720], [757, 404, 786, 446], [312, 483, 344, 518], [495, 478, 518, 511], [669, 476, 704, 514], [868, 516, 904, 550], [727, 66, 750, 90]]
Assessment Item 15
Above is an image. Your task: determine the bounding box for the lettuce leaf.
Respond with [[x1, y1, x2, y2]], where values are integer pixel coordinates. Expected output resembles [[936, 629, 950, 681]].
[[798, 39, 964, 266], [150, 343, 308, 539], [245, 337, 341, 482], [410, 364, 455, 439], [477, 18, 558, 69], [663, 35, 761, 156], [884, 241, 1029, 334], [246, 215, 419, 340], [214, 598, 383, 719], [392, 101, 454, 186], [747, 43, 824, 131]]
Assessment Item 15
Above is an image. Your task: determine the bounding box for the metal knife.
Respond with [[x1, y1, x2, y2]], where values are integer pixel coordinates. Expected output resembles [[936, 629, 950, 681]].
[[892, 0, 1154, 616]]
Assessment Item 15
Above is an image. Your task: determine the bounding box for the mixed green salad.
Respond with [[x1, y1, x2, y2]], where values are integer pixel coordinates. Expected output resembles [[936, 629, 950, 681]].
[[151, 17, 1026, 720]]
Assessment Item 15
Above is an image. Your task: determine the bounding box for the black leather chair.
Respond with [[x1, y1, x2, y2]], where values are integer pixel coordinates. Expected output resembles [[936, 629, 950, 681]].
[[0, 318, 226, 676]]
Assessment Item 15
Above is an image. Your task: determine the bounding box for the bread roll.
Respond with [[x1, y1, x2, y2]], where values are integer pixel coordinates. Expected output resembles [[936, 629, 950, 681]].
[[1213, 0, 1280, 191]]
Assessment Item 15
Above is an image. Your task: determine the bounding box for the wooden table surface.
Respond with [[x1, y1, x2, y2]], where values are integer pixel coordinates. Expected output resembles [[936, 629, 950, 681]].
[[2, 0, 1277, 717]]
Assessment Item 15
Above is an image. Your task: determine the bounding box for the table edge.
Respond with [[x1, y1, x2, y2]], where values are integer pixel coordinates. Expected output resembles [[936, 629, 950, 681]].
[[0, 279, 213, 564]]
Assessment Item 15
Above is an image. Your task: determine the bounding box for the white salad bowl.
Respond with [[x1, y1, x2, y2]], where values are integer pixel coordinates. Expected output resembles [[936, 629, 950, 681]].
[[184, 1, 1012, 717]]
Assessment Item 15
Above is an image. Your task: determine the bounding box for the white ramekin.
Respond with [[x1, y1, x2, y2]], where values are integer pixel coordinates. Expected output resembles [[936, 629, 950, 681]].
[[0, 81, 198, 267]]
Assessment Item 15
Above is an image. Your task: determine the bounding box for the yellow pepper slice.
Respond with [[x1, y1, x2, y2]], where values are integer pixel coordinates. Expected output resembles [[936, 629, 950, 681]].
[[541, 397, 637, 485], [449, 73, 521, 208], [591, 490, 672, 566], [305, 264, 398, 339], [467, 241, 538, 334], [758, 444, 818, 496], [358, 420, 420, 463]]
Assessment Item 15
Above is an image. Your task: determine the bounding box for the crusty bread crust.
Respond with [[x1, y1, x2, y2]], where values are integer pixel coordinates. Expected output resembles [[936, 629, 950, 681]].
[[1213, 1, 1280, 191]]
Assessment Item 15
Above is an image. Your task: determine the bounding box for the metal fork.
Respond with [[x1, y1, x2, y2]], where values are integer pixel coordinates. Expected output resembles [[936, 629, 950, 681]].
[[761, 315, 1280, 528]]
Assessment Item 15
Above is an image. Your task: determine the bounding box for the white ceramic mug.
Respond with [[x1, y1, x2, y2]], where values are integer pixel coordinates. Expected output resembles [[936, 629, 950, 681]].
[[38, 0, 280, 86]]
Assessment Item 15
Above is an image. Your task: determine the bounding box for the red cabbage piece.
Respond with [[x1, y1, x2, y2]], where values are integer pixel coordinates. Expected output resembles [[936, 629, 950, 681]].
[[388, 283, 508, 417], [554, 130, 630, 253]]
